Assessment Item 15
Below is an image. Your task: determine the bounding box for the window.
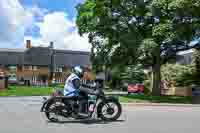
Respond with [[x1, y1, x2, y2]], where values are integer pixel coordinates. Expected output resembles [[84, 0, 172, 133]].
[[8, 66, 17, 81], [55, 67, 62, 72], [8, 66, 17, 72], [8, 74, 17, 81], [24, 66, 32, 70], [33, 66, 37, 71]]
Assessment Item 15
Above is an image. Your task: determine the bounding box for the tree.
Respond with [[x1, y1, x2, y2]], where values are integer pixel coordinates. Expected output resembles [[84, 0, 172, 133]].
[[120, 64, 146, 83], [193, 48, 200, 75], [76, 0, 200, 96], [108, 64, 146, 90]]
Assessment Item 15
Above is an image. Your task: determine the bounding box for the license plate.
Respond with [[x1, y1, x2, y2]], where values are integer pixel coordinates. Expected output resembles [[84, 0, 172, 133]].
[[89, 104, 94, 112]]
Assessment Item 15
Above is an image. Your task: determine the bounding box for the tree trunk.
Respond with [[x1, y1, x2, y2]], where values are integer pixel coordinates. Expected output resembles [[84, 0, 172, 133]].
[[151, 46, 161, 96], [195, 49, 200, 76], [196, 59, 200, 76]]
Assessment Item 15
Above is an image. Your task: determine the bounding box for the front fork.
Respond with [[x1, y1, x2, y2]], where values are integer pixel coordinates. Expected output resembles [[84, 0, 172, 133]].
[[87, 98, 102, 118]]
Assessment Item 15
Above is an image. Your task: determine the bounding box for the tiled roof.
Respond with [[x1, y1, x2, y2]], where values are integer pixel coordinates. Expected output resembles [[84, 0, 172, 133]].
[[0, 47, 91, 67], [0, 48, 25, 52], [53, 50, 90, 67]]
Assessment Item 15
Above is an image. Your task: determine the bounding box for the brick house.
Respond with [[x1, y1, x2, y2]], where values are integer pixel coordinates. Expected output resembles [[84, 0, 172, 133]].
[[0, 40, 91, 86]]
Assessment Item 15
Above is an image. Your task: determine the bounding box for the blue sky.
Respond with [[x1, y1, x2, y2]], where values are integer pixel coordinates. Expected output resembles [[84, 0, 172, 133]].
[[0, 0, 90, 51], [20, 0, 83, 20], [20, 0, 83, 37]]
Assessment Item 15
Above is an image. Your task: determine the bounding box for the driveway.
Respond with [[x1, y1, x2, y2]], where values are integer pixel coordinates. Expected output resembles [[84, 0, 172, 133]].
[[0, 97, 200, 133]]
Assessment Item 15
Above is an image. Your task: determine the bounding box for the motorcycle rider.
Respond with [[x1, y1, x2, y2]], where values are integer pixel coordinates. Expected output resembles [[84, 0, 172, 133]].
[[64, 66, 98, 113], [64, 66, 97, 96]]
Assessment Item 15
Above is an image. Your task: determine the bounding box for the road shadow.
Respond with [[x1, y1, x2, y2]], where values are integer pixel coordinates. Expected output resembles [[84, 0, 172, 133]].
[[47, 119, 125, 125]]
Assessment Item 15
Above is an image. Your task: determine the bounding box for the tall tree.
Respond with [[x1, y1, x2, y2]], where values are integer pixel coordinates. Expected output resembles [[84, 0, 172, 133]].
[[193, 47, 200, 75], [76, 0, 200, 96]]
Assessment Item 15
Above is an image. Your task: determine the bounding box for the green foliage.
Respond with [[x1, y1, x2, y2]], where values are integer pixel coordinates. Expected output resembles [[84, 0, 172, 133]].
[[108, 65, 146, 90], [120, 65, 146, 83], [76, 0, 200, 95], [76, 0, 200, 68], [161, 64, 200, 87], [143, 79, 152, 94]]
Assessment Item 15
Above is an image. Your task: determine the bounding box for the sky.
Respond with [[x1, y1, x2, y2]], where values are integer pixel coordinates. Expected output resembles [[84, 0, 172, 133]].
[[0, 0, 91, 51]]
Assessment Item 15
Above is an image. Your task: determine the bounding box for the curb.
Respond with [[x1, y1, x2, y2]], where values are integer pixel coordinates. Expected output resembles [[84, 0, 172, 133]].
[[121, 103, 200, 107]]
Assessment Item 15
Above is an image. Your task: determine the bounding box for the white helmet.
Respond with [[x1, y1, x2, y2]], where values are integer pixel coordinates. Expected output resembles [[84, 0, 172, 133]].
[[73, 66, 84, 78]]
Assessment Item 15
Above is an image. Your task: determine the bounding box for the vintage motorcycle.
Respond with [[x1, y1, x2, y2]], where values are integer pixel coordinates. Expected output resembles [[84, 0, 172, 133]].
[[40, 81, 122, 122]]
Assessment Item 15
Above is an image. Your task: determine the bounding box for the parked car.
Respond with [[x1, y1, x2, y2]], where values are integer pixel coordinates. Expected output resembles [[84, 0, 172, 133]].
[[127, 83, 144, 94]]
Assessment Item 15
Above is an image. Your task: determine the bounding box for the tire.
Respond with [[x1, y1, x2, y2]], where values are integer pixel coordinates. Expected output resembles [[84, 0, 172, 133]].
[[45, 100, 70, 122], [98, 99, 122, 121], [44, 100, 61, 122]]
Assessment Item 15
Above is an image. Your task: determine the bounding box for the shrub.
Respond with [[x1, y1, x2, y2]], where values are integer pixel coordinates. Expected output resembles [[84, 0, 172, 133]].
[[161, 63, 200, 87], [108, 64, 147, 90], [143, 79, 151, 95]]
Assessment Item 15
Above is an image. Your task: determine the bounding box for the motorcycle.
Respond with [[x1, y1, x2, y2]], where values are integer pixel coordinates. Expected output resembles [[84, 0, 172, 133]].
[[40, 81, 122, 122]]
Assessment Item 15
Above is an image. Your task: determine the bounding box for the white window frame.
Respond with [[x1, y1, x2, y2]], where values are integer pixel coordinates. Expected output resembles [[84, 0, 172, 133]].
[[55, 67, 62, 72], [33, 66, 37, 71], [8, 73, 17, 81], [8, 66, 17, 72]]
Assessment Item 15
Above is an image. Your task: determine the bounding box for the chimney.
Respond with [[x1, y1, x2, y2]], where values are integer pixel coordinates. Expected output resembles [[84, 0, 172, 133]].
[[26, 40, 31, 48], [49, 41, 54, 48]]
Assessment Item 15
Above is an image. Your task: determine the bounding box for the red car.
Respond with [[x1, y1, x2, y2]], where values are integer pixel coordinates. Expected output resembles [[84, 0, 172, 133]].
[[127, 83, 144, 94]]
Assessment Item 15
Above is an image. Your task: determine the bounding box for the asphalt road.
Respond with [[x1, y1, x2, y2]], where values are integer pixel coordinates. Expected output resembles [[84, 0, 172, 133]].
[[0, 97, 200, 133]]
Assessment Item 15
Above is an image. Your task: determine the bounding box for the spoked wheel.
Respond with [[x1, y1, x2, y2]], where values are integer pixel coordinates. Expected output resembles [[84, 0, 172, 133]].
[[45, 101, 71, 122], [99, 100, 122, 121]]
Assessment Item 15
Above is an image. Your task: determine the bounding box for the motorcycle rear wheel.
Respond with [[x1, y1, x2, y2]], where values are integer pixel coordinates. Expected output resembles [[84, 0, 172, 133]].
[[45, 101, 71, 122]]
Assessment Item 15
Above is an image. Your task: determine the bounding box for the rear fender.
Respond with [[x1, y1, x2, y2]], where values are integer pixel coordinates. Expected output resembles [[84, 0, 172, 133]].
[[40, 97, 63, 112]]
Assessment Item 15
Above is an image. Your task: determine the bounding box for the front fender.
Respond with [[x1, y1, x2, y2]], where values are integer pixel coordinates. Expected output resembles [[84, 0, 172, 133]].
[[103, 95, 119, 103]]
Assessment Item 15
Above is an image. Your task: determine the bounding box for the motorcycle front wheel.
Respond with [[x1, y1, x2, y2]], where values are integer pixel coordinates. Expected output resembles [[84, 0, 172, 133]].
[[98, 99, 122, 121]]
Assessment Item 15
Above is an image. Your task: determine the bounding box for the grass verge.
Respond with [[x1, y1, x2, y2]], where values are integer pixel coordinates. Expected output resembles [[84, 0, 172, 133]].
[[0, 86, 54, 96], [119, 94, 192, 104], [0, 86, 192, 104]]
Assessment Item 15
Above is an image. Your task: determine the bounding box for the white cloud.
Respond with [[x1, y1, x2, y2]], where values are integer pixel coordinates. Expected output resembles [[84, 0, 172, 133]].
[[29, 11, 91, 52], [0, 0, 91, 51], [0, 0, 33, 47], [0, 0, 48, 48], [63, 30, 91, 51], [26, 5, 48, 19]]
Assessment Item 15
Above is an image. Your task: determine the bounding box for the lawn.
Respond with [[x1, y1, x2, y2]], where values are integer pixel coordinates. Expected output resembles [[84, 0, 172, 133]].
[[0, 86, 192, 104], [119, 94, 192, 104], [0, 86, 54, 96]]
